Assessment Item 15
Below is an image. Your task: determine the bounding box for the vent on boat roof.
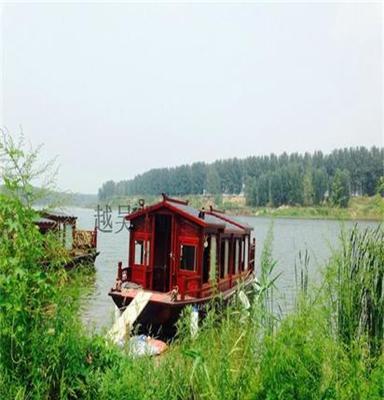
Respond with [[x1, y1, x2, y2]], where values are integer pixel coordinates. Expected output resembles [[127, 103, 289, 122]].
[[161, 193, 189, 205]]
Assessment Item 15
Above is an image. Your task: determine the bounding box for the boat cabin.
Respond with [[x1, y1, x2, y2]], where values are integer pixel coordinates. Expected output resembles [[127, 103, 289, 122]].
[[117, 194, 255, 300]]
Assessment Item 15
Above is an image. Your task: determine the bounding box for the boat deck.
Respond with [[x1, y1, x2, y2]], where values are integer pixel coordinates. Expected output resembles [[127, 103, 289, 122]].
[[115, 288, 196, 304]]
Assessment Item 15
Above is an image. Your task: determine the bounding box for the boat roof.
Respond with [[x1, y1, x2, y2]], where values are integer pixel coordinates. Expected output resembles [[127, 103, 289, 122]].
[[37, 210, 77, 224], [34, 217, 57, 226], [126, 194, 252, 234]]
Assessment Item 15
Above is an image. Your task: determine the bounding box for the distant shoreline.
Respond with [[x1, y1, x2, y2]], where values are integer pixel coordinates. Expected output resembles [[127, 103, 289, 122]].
[[66, 194, 384, 222], [221, 197, 384, 221]]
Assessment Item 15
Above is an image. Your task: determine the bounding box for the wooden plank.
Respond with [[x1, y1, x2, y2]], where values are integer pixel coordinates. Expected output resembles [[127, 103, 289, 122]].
[[107, 290, 152, 344]]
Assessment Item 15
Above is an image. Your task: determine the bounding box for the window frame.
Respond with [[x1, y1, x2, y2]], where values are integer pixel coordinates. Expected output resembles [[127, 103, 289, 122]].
[[134, 239, 145, 266], [179, 243, 197, 272]]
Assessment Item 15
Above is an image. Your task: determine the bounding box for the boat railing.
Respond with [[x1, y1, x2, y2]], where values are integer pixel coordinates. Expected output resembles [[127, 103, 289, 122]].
[[180, 269, 254, 301], [73, 227, 97, 251], [217, 276, 232, 291], [117, 262, 132, 282]]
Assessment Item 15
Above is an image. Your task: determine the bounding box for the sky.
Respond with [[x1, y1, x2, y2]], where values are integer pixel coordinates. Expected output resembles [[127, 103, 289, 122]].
[[0, 2, 383, 194]]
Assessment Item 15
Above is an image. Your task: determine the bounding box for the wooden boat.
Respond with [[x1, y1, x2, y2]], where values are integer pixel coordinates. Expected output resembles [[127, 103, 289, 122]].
[[109, 194, 255, 334], [35, 211, 99, 269]]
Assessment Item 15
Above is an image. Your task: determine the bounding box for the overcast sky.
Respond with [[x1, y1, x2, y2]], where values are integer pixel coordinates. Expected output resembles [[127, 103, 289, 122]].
[[1, 2, 382, 193]]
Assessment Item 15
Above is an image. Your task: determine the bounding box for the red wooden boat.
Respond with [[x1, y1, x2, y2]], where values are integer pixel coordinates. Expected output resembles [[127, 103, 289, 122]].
[[109, 194, 255, 334]]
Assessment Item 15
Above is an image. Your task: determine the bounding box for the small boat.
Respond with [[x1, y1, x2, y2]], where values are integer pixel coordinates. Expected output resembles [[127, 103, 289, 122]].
[[35, 211, 99, 269], [109, 194, 255, 335]]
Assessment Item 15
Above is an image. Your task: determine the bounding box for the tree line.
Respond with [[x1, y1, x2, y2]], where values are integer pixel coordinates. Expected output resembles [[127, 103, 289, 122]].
[[98, 147, 383, 207]]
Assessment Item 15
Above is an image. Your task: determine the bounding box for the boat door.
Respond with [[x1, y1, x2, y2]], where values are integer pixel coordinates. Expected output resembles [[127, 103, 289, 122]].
[[152, 214, 172, 292], [176, 237, 200, 297]]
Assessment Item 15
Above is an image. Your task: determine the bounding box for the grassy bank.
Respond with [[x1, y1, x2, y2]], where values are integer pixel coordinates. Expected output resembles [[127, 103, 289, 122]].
[[247, 195, 384, 220], [0, 194, 383, 399]]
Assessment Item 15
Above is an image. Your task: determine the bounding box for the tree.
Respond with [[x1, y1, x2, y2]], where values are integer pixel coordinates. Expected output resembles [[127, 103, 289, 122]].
[[303, 168, 314, 206], [97, 146, 384, 204], [376, 176, 384, 197], [257, 173, 270, 206], [173, 165, 191, 195], [312, 168, 328, 205], [331, 169, 351, 208], [269, 171, 282, 207], [0, 129, 58, 207], [244, 176, 258, 206], [190, 162, 206, 194], [286, 164, 303, 205], [206, 165, 221, 195], [98, 180, 116, 201]]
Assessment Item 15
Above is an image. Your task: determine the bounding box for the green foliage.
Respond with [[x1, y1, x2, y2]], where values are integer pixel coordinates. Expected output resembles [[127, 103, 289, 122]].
[[251, 195, 384, 221], [303, 168, 314, 206], [313, 168, 328, 205], [376, 176, 384, 197], [256, 174, 269, 206], [98, 180, 116, 202], [206, 165, 221, 195], [331, 169, 351, 208], [285, 163, 304, 205], [98, 147, 383, 210], [258, 224, 280, 332], [0, 195, 118, 399], [326, 226, 384, 358], [269, 171, 282, 207], [254, 311, 333, 400], [0, 129, 59, 207], [190, 162, 206, 195]]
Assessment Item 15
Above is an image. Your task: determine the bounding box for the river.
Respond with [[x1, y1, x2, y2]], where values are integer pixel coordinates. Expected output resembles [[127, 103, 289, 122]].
[[69, 207, 380, 331]]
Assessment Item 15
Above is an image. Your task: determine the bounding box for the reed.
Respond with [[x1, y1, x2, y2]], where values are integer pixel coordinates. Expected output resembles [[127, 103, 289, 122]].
[[326, 225, 384, 358]]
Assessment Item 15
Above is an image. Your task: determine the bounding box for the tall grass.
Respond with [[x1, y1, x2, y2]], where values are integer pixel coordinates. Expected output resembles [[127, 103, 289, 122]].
[[326, 226, 384, 358], [258, 223, 281, 333], [0, 195, 120, 399]]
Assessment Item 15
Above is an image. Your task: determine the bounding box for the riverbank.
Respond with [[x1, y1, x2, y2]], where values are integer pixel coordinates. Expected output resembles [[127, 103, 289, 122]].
[[229, 195, 384, 221], [95, 195, 384, 221]]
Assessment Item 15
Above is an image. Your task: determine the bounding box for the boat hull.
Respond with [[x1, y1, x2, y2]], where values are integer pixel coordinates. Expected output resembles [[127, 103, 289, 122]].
[[64, 250, 100, 270], [109, 272, 256, 337]]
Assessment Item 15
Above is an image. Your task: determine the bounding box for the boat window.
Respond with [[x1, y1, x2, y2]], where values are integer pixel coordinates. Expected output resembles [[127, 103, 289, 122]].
[[180, 245, 196, 271], [202, 237, 210, 283], [234, 239, 240, 274], [209, 235, 217, 281], [224, 240, 229, 276], [134, 240, 144, 265], [240, 239, 244, 271], [220, 239, 229, 279], [244, 236, 249, 271], [145, 240, 151, 265], [220, 240, 225, 279]]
